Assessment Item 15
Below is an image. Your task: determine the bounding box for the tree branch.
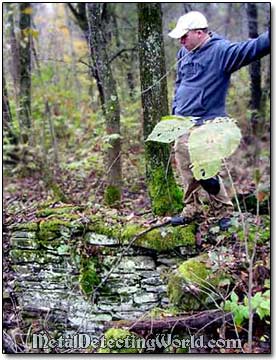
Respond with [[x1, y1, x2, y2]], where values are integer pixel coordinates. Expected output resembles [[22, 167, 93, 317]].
[[104, 310, 233, 334], [109, 46, 137, 63], [67, 3, 80, 22]]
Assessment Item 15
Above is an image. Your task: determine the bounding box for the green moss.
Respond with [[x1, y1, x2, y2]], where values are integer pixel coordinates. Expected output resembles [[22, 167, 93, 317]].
[[178, 255, 209, 284], [167, 254, 230, 311], [79, 260, 100, 296], [121, 223, 196, 251], [87, 215, 122, 239], [13, 222, 38, 231], [36, 206, 82, 218], [167, 273, 186, 305], [148, 305, 182, 319], [38, 218, 70, 242], [104, 185, 121, 206], [39, 218, 71, 232], [147, 166, 183, 216], [37, 218, 84, 243], [98, 328, 140, 353], [121, 224, 141, 240], [49, 183, 68, 203]]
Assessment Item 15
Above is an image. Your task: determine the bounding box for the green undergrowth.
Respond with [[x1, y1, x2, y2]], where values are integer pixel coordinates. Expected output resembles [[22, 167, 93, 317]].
[[227, 214, 270, 245], [98, 328, 141, 353], [104, 185, 121, 207]]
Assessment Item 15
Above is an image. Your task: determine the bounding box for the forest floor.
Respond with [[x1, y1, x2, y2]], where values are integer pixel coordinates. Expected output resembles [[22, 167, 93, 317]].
[[3, 134, 270, 353]]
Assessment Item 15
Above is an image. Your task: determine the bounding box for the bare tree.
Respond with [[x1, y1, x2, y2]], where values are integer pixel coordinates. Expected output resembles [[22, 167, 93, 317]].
[[6, 4, 20, 100], [3, 74, 17, 144], [224, 3, 233, 37], [19, 3, 32, 143], [86, 3, 122, 206], [247, 3, 262, 137]]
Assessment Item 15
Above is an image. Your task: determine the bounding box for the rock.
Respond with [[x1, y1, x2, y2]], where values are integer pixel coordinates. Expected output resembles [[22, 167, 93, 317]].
[[97, 304, 114, 312], [120, 256, 156, 271], [11, 237, 39, 249], [141, 277, 163, 286], [91, 313, 113, 322], [10, 249, 70, 265], [10, 217, 226, 342], [112, 311, 146, 321], [117, 286, 140, 295], [157, 255, 182, 267], [109, 273, 141, 284], [142, 285, 167, 294], [139, 271, 161, 278], [12, 231, 36, 239], [167, 253, 232, 311], [160, 297, 170, 306], [134, 292, 159, 304], [85, 232, 119, 246]]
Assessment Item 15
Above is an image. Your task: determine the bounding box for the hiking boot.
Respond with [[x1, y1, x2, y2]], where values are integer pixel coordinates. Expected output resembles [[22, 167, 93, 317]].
[[170, 216, 189, 226]]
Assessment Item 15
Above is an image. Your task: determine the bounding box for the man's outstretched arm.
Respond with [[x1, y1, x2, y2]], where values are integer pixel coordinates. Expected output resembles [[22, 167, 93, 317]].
[[221, 31, 270, 74]]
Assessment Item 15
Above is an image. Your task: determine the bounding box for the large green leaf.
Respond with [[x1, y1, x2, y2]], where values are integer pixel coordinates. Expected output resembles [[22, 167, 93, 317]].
[[146, 115, 196, 143], [188, 118, 242, 180], [191, 159, 222, 180]]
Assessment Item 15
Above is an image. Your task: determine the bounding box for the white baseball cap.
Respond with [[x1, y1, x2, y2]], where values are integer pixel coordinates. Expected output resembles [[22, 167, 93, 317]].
[[168, 11, 208, 39]]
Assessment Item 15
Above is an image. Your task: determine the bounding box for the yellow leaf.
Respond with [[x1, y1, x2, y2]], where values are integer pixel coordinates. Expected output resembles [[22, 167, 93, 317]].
[[21, 7, 32, 15], [73, 39, 88, 54], [31, 29, 39, 39], [63, 54, 71, 64], [59, 25, 69, 37], [21, 28, 39, 39]]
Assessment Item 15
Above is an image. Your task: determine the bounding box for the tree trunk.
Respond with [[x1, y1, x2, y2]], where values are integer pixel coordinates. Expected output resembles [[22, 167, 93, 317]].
[[64, 4, 82, 107], [224, 3, 233, 37], [19, 3, 32, 143], [86, 3, 122, 206], [247, 3, 262, 137], [3, 75, 17, 144], [7, 4, 20, 100], [104, 310, 232, 335], [183, 4, 193, 13], [67, 3, 96, 107], [138, 3, 183, 216]]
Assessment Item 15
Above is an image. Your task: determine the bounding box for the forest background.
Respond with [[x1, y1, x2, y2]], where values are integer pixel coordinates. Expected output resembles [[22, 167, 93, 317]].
[[3, 2, 270, 215]]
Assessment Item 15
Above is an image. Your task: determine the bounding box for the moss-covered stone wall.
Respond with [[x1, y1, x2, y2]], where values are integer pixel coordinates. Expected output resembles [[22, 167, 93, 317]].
[[9, 206, 198, 338]]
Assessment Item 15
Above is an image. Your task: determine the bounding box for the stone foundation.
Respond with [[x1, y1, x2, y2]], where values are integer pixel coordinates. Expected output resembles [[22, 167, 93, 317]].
[[10, 215, 197, 339]]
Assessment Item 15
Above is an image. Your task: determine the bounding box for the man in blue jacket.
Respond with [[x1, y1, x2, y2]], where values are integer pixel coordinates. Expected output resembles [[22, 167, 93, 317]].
[[169, 11, 270, 221]]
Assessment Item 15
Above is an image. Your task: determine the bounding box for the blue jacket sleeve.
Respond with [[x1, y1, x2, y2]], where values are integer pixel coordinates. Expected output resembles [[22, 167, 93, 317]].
[[222, 31, 270, 74], [172, 48, 185, 114]]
